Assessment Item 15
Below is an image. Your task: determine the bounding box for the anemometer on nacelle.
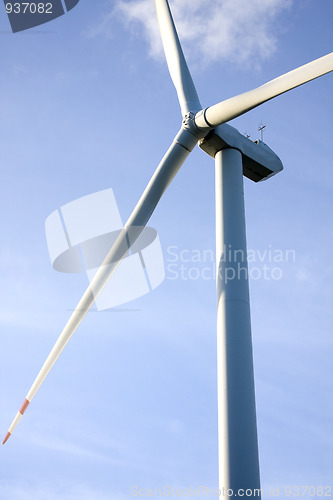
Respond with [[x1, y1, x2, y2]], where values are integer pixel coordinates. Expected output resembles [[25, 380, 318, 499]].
[[199, 123, 283, 182]]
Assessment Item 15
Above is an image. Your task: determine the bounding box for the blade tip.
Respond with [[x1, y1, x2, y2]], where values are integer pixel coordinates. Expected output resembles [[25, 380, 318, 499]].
[[2, 432, 11, 445]]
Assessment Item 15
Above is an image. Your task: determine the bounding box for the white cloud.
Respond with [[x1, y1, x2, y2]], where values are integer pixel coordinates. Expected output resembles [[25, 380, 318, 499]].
[[95, 0, 292, 67]]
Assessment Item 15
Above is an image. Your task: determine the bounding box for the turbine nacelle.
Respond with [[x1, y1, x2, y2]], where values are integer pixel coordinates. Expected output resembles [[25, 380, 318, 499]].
[[199, 124, 283, 182], [181, 113, 284, 182]]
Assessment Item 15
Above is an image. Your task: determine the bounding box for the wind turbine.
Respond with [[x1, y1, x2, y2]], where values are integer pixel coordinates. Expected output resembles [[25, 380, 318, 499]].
[[3, 0, 333, 494]]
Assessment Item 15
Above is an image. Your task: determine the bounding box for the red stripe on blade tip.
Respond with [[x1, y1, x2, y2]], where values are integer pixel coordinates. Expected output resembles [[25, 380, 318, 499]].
[[2, 432, 11, 445], [19, 399, 30, 415]]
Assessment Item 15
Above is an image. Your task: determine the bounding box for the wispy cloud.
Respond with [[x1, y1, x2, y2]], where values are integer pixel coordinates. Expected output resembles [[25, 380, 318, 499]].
[[90, 0, 292, 67], [25, 432, 127, 466], [20, 417, 148, 471]]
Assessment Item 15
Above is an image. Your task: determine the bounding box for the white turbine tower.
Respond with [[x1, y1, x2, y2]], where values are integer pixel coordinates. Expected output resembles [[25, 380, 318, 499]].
[[3, 0, 333, 494]]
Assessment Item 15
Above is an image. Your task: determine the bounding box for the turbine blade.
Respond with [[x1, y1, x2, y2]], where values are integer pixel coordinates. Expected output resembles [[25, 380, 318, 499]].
[[155, 0, 201, 115], [2, 127, 198, 444], [195, 52, 333, 130]]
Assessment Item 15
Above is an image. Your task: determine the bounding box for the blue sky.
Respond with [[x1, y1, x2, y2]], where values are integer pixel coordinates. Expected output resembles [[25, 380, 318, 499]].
[[0, 0, 332, 498]]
